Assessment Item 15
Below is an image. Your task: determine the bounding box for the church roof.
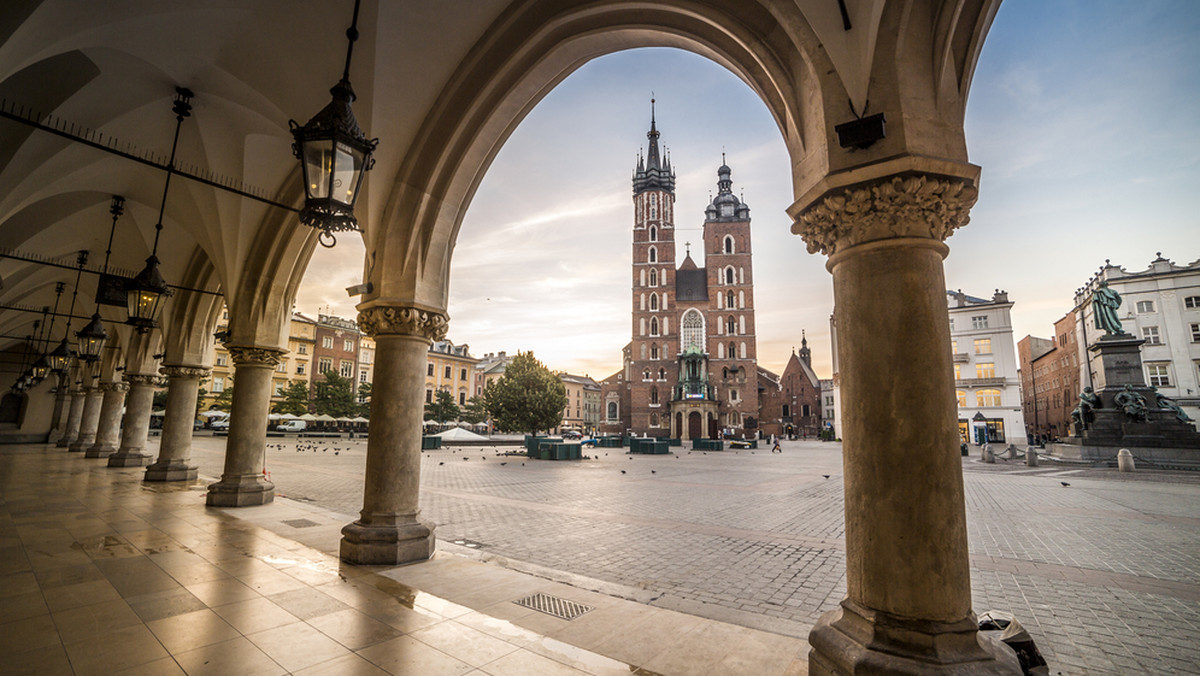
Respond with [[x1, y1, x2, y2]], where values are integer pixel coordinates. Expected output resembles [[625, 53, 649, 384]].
[[678, 253, 698, 270], [676, 266, 708, 301]]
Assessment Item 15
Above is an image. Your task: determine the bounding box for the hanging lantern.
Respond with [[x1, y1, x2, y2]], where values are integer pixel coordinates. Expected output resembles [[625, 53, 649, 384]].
[[76, 311, 108, 362], [48, 338, 73, 372], [31, 354, 50, 381], [126, 255, 171, 331], [288, 0, 377, 248]]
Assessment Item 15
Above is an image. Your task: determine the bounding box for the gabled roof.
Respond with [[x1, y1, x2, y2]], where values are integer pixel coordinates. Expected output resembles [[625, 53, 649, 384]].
[[676, 265, 707, 301]]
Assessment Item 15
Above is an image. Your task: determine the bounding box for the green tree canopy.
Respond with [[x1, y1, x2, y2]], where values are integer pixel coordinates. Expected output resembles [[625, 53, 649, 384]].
[[356, 381, 372, 418], [460, 395, 488, 425], [211, 382, 234, 412], [484, 351, 566, 435], [312, 371, 358, 417], [424, 389, 460, 423], [274, 380, 311, 416]]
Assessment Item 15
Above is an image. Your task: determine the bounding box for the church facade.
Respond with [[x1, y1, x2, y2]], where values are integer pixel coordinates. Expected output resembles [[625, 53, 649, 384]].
[[601, 106, 817, 440]]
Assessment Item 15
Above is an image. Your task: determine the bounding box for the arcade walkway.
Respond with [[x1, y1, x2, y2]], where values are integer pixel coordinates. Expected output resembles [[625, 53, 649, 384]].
[[0, 444, 808, 675]]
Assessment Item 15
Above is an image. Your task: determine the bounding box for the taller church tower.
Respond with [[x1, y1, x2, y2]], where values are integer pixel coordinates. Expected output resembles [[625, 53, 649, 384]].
[[628, 100, 677, 434]]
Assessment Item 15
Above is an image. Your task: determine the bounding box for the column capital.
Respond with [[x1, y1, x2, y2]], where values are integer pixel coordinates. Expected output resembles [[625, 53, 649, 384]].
[[357, 305, 448, 341], [227, 346, 286, 367], [793, 172, 978, 257], [100, 381, 130, 393], [124, 373, 164, 387], [161, 365, 211, 379]]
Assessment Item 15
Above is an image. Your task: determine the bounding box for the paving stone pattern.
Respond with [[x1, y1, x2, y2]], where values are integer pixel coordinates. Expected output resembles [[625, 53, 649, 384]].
[[187, 436, 1200, 675]]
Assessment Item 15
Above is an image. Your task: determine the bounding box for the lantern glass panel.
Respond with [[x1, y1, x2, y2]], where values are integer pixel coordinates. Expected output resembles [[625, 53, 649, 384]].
[[128, 288, 161, 323], [334, 141, 359, 206], [304, 141, 332, 200]]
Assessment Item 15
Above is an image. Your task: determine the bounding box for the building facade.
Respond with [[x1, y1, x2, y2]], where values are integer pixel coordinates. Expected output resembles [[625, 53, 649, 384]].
[[601, 107, 764, 440], [557, 373, 602, 434], [424, 340, 477, 407], [1017, 310, 1079, 442], [948, 290, 1026, 444], [313, 314, 362, 398], [757, 337, 823, 438], [1072, 255, 1200, 421]]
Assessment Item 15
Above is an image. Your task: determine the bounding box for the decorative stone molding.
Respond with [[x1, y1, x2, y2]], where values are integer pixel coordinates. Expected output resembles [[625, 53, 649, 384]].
[[227, 346, 285, 367], [99, 381, 130, 393], [124, 373, 164, 387], [357, 306, 448, 341], [795, 173, 978, 256], [160, 365, 211, 379]]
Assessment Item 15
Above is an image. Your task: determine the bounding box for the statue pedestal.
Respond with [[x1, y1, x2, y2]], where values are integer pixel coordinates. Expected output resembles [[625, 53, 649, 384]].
[[1089, 334, 1145, 393]]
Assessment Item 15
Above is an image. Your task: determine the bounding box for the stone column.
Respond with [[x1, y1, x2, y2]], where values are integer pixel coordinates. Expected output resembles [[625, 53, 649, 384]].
[[145, 366, 208, 482], [340, 306, 446, 564], [86, 381, 128, 458], [107, 374, 158, 467], [796, 173, 1018, 674], [205, 347, 282, 506], [68, 384, 104, 452], [57, 386, 86, 448]]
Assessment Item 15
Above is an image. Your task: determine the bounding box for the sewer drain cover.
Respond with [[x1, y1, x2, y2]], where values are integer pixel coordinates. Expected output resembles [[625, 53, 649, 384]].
[[282, 518, 320, 529], [513, 593, 594, 621]]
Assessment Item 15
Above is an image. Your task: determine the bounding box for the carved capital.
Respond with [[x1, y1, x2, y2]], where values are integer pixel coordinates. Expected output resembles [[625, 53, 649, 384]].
[[161, 365, 211, 379], [124, 373, 162, 387], [100, 381, 130, 393], [357, 306, 448, 341], [227, 346, 286, 367], [795, 173, 978, 257]]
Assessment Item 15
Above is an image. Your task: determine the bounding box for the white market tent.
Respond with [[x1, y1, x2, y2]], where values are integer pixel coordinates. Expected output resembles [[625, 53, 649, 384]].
[[200, 410, 228, 418], [351, 416, 369, 423], [313, 414, 336, 422], [298, 413, 317, 421], [435, 427, 488, 442]]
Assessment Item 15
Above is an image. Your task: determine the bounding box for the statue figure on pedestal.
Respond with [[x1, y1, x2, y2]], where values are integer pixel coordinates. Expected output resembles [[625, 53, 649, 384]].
[[1114, 384, 1148, 422], [1152, 388, 1193, 423], [1070, 386, 1101, 428], [1092, 281, 1124, 336]]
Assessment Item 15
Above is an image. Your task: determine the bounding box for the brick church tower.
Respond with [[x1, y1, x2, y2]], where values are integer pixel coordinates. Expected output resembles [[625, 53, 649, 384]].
[[604, 102, 760, 440]]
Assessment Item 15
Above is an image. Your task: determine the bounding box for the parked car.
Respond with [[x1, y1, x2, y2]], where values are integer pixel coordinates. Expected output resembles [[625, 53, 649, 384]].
[[276, 420, 307, 432], [210, 418, 229, 431], [562, 430, 582, 440]]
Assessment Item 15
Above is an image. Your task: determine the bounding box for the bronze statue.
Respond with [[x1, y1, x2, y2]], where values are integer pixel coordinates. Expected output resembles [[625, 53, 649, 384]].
[[1152, 388, 1193, 423], [1092, 280, 1124, 336], [1114, 384, 1148, 422], [1070, 386, 1101, 427]]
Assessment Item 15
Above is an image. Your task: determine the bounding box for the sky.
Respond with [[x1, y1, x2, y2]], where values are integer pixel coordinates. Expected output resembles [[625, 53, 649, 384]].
[[295, 0, 1200, 381]]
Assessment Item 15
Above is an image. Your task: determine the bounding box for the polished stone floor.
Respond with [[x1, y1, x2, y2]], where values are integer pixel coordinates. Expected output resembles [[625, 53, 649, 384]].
[[0, 443, 808, 675]]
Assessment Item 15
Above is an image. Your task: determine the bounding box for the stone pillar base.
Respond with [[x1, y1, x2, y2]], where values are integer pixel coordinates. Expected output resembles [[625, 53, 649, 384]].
[[84, 445, 116, 459], [808, 600, 1021, 675], [340, 517, 436, 565], [107, 451, 151, 467], [144, 460, 198, 482], [206, 475, 275, 507], [67, 443, 88, 452], [56, 437, 73, 448]]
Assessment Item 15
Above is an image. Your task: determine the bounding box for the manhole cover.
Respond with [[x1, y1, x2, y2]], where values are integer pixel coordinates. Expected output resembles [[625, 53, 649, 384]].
[[513, 593, 594, 621], [281, 518, 320, 529]]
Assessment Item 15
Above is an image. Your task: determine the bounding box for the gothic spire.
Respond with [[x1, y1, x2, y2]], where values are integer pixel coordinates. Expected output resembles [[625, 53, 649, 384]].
[[632, 97, 675, 196], [645, 98, 661, 170]]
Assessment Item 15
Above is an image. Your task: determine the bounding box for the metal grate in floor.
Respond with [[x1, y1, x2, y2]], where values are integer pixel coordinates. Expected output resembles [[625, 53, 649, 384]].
[[513, 593, 594, 621], [281, 518, 321, 529]]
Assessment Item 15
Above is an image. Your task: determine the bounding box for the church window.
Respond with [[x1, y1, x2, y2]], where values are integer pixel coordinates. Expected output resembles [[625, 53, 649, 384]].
[[639, 318, 645, 336], [740, 267, 745, 283], [649, 225, 657, 241], [650, 293, 658, 310], [663, 318, 669, 334], [739, 316, 746, 334], [730, 390, 738, 402], [649, 269, 657, 286], [724, 267, 735, 285], [648, 246, 657, 263], [726, 291, 735, 308], [650, 387, 659, 404], [681, 309, 705, 352], [608, 402, 618, 420], [727, 317, 736, 335], [650, 412, 659, 426], [643, 370, 651, 380], [640, 269, 646, 286], [722, 367, 728, 378], [662, 294, 668, 311], [724, 235, 734, 254], [640, 293, 645, 310], [718, 343, 725, 359], [739, 342, 746, 358], [658, 368, 666, 380], [650, 317, 659, 336], [640, 344, 646, 360], [728, 342, 736, 359], [651, 344, 659, 360], [739, 290, 745, 308]]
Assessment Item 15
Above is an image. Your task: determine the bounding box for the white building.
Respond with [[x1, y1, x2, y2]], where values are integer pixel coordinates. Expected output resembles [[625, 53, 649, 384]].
[[828, 291, 1027, 445], [1072, 255, 1200, 421], [948, 290, 1026, 445]]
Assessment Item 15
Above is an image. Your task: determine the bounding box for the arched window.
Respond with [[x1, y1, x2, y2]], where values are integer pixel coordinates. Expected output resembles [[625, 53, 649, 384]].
[[658, 368, 666, 380], [650, 317, 659, 336], [976, 389, 1002, 407], [725, 267, 735, 284], [726, 290, 735, 308], [718, 342, 725, 359], [639, 269, 645, 286], [728, 342, 736, 358], [740, 342, 746, 358], [739, 290, 745, 308], [649, 225, 657, 241], [607, 402, 618, 419], [650, 387, 659, 404], [649, 293, 658, 310], [722, 367, 728, 378], [650, 344, 659, 360], [649, 269, 658, 286], [724, 235, 734, 254], [650, 412, 659, 426], [643, 369, 651, 380], [727, 317, 737, 334], [648, 246, 657, 263], [681, 309, 705, 352]]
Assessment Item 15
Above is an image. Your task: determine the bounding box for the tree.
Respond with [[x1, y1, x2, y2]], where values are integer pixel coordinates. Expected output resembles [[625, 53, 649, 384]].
[[461, 395, 488, 425], [211, 382, 234, 412], [312, 371, 357, 417], [355, 381, 372, 418], [274, 380, 311, 416], [484, 351, 566, 435], [424, 389, 460, 423]]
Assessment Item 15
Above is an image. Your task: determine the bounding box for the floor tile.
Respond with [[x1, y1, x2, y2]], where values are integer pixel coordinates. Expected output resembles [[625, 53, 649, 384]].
[[174, 635, 287, 676], [3, 642, 74, 676], [185, 577, 260, 605], [0, 613, 61, 655], [292, 652, 391, 676], [0, 588, 50, 622], [357, 634, 474, 675], [42, 577, 123, 612], [146, 607, 241, 654], [306, 607, 404, 649], [51, 597, 142, 644], [478, 648, 591, 675], [126, 586, 209, 621], [409, 619, 522, 667], [211, 595, 300, 634], [111, 656, 187, 675], [62, 623, 170, 676], [266, 586, 352, 620], [246, 620, 352, 672]]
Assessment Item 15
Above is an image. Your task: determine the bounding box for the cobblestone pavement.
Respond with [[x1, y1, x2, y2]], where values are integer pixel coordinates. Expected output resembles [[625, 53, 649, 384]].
[[184, 435, 1200, 675]]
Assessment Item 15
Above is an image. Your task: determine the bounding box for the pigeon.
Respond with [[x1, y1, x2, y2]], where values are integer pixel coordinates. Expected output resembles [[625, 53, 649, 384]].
[[500, 462, 507, 466], [334, 451, 339, 456], [620, 470, 626, 474], [1061, 481, 1070, 487], [438, 462, 444, 466], [651, 470, 656, 474], [823, 475, 830, 479]]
